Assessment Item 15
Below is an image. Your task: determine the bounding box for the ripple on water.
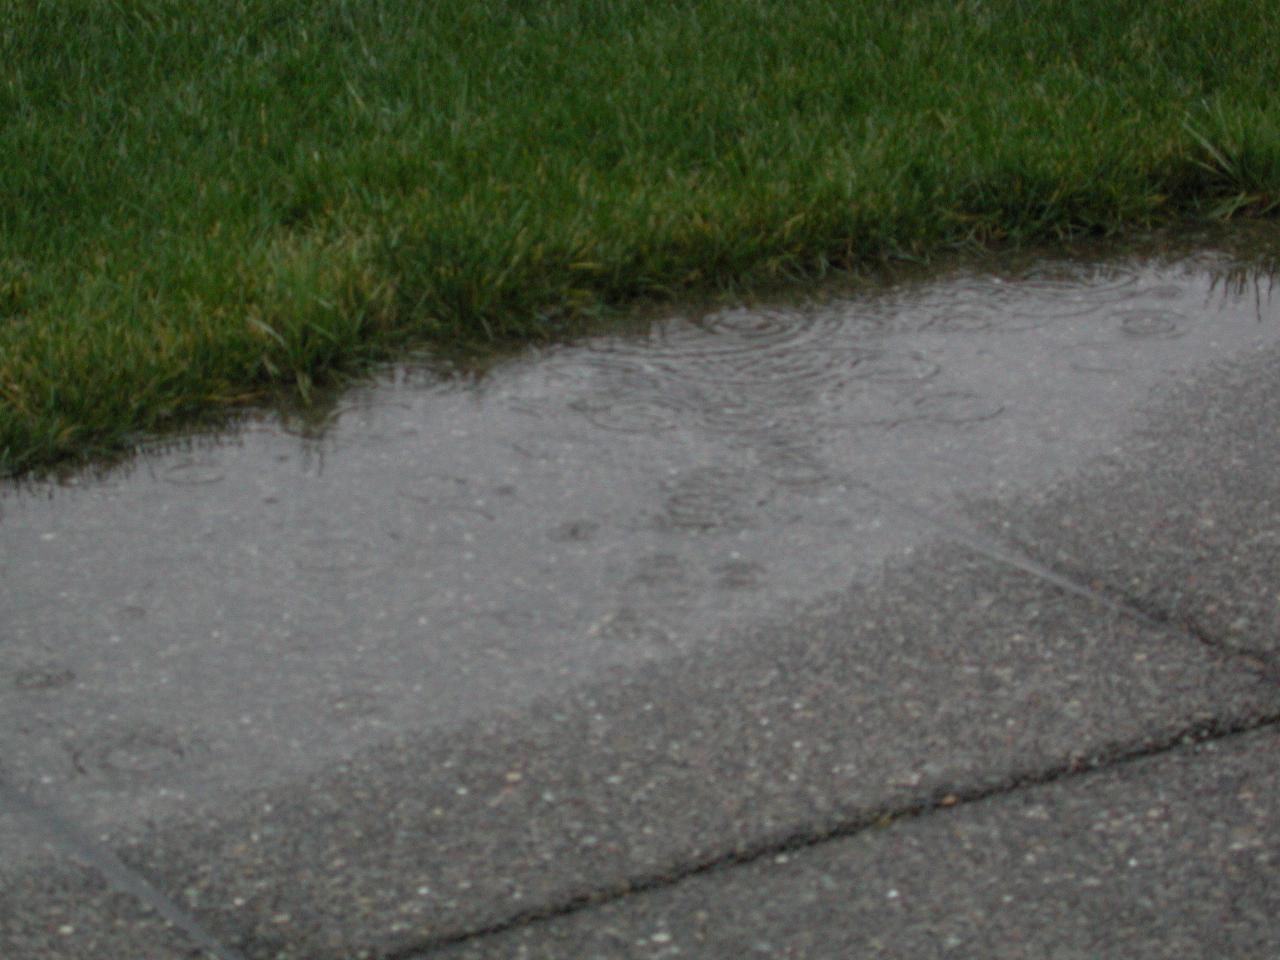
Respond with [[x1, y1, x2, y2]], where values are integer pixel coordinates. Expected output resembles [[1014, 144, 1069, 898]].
[[906, 263, 1144, 333], [656, 466, 774, 533], [537, 349, 653, 388], [1115, 308, 1191, 339], [1057, 307, 1193, 374], [566, 305, 895, 443], [568, 395, 684, 434], [163, 460, 224, 485], [607, 306, 882, 394], [541, 350, 692, 435], [692, 392, 774, 435], [1017, 261, 1142, 299], [848, 350, 941, 384], [920, 309, 996, 334], [693, 302, 891, 344]]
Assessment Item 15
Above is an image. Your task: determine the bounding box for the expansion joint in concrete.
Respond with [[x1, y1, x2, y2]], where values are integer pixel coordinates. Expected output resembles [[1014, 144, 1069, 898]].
[[0, 780, 250, 960], [391, 709, 1280, 959], [848, 480, 1278, 685]]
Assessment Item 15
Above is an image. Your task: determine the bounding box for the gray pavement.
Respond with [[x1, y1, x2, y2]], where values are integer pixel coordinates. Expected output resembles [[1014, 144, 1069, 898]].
[[961, 343, 1280, 664], [431, 726, 1280, 960], [2, 226, 1279, 958], [0, 793, 223, 960]]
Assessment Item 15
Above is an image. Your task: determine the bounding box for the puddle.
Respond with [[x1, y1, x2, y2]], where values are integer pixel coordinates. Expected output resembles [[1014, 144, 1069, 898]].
[[1, 228, 1278, 829]]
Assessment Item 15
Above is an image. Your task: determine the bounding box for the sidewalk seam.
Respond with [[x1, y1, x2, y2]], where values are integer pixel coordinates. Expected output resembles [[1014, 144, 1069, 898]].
[[850, 480, 1279, 683], [0, 779, 250, 960], [395, 709, 1280, 959]]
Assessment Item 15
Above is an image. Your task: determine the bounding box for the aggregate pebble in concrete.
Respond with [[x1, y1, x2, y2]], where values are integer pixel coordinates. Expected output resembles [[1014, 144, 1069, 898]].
[[431, 725, 1280, 960], [963, 345, 1280, 664], [108, 543, 1279, 960]]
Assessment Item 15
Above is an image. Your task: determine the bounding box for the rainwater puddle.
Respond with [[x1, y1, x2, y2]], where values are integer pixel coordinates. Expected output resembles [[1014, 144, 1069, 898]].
[[2, 230, 1277, 831]]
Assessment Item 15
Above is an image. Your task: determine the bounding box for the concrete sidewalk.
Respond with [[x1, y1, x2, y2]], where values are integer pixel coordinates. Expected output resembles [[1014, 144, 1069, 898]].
[[2, 232, 1279, 959]]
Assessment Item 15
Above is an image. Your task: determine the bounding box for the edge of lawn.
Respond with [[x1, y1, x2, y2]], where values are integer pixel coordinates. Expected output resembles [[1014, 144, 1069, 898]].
[[3, 196, 1278, 482]]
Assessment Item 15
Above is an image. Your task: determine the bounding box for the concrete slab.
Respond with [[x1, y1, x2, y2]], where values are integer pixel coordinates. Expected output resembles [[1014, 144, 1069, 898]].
[[429, 725, 1280, 959], [106, 544, 1278, 959]]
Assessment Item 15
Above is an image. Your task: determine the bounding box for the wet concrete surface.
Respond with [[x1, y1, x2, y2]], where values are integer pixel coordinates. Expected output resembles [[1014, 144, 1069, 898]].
[[2, 227, 1280, 957], [0, 791, 225, 960], [430, 725, 1280, 960], [960, 345, 1280, 664], [105, 544, 1277, 958]]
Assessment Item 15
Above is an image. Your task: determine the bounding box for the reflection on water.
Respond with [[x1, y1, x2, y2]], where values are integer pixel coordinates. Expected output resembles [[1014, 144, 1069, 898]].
[[0, 230, 1277, 828]]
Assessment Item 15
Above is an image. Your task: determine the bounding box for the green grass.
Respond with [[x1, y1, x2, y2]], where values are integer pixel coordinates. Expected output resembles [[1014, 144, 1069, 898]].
[[3, 0, 1280, 475]]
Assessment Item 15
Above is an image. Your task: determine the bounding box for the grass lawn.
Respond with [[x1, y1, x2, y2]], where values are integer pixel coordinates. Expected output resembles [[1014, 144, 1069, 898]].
[[3, 0, 1279, 476]]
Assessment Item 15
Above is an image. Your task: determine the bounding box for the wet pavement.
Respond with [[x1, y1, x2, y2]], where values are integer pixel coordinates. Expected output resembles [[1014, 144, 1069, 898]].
[[2, 227, 1279, 958], [434, 726, 1280, 960]]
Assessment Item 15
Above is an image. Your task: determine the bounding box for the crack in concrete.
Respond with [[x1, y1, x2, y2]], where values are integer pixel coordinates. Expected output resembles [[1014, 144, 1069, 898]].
[[1178, 610, 1280, 680], [849, 480, 1166, 624], [848, 480, 1279, 684], [0, 779, 250, 960], [392, 710, 1280, 959]]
